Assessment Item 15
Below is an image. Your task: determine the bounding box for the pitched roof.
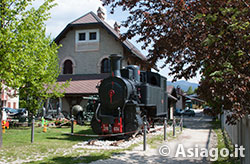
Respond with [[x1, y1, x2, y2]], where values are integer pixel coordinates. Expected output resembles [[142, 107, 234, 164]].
[[185, 95, 205, 103], [57, 73, 109, 82], [70, 12, 98, 24], [55, 11, 147, 61], [57, 74, 109, 95], [57, 80, 99, 95], [167, 85, 175, 94], [167, 85, 178, 101]]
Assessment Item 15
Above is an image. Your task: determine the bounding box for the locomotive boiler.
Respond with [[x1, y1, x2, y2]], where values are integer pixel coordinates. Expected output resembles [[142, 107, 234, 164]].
[[91, 54, 168, 135]]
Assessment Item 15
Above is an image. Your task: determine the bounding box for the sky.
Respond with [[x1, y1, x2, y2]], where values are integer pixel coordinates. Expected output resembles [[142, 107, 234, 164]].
[[34, 0, 200, 83]]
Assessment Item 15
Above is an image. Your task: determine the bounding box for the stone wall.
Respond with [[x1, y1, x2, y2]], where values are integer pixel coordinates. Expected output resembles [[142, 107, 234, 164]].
[[57, 24, 130, 75]]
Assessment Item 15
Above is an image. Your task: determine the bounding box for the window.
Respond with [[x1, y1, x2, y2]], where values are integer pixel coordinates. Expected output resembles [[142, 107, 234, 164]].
[[75, 29, 100, 51], [76, 29, 99, 42], [8, 102, 11, 108], [89, 32, 97, 40], [63, 60, 73, 74], [79, 33, 86, 41], [13, 102, 16, 109], [101, 58, 111, 73]]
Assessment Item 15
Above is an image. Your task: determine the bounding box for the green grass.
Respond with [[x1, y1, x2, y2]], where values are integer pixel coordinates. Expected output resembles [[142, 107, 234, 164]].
[[24, 149, 121, 164], [0, 123, 182, 163], [0, 124, 118, 163], [148, 127, 181, 149], [212, 120, 240, 164]]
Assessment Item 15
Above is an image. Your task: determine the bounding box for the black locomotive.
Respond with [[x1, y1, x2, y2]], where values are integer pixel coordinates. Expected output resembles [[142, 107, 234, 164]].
[[91, 54, 168, 135]]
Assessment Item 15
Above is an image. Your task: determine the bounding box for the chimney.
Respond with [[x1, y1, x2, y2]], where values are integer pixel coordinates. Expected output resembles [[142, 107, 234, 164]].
[[110, 54, 122, 77], [114, 22, 120, 33], [97, 7, 105, 20]]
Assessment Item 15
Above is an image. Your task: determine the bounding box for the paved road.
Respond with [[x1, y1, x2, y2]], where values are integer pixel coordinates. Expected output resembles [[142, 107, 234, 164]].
[[91, 110, 217, 164]]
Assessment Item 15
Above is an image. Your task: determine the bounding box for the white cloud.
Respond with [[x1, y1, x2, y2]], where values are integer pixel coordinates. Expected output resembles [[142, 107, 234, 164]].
[[42, 0, 106, 38]]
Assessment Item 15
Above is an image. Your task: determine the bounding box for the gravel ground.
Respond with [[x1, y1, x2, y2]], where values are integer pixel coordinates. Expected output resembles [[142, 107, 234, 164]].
[[73, 126, 172, 150], [90, 111, 217, 164]]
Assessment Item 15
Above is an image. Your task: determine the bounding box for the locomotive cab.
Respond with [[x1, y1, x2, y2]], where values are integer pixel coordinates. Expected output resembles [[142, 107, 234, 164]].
[[121, 65, 140, 83]]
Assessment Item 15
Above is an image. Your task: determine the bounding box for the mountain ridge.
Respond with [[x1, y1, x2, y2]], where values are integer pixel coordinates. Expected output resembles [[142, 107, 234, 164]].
[[167, 80, 199, 92]]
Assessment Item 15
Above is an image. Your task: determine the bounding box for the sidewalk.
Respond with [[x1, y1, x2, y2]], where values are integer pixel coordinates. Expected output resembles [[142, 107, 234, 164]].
[[90, 112, 217, 164]]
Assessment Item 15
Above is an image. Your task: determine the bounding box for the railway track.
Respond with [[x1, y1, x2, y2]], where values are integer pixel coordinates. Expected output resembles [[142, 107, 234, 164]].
[[72, 125, 169, 150]]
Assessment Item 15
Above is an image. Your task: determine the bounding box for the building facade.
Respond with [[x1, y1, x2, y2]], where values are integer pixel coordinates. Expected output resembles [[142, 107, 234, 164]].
[[48, 8, 151, 116], [1, 84, 19, 109]]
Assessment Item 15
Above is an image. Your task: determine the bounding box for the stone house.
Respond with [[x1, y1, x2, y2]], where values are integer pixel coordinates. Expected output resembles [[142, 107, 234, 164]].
[[175, 87, 204, 110], [167, 86, 177, 120], [1, 84, 19, 109], [48, 8, 151, 116], [176, 87, 186, 110]]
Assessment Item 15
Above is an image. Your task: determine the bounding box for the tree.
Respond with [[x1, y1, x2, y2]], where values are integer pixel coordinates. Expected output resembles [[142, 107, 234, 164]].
[[186, 86, 193, 95], [0, 0, 66, 146], [193, 88, 198, 94], [103, 0, 250, 124]]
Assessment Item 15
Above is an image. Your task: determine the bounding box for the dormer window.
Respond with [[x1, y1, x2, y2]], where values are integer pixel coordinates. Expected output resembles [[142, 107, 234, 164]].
[[75, 29, 100, 51], [76, 29, 99, 42]]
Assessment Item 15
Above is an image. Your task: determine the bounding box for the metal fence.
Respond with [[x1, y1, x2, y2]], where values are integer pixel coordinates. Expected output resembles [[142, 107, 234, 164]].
[[221, 111, 250, 164]]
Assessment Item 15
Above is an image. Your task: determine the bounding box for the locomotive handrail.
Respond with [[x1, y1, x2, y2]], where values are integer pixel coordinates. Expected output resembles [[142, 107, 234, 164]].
[[95, 103, 101, 122], [137, 104, 156, 107], [121, 100, 129, 112]]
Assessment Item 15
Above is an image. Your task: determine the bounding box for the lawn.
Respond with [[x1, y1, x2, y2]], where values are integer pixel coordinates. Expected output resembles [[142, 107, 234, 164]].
[[0, 122, 179, 163], [212, 120, 240, 164], [0, 124, 117, 164]]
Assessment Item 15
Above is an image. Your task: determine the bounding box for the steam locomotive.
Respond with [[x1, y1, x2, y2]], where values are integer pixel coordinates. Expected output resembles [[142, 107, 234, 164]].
[[91, 54, 168, 135]]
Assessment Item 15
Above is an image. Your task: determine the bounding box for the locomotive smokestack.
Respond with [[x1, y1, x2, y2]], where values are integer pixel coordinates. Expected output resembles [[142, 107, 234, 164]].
[[110, 54, 122, 77]]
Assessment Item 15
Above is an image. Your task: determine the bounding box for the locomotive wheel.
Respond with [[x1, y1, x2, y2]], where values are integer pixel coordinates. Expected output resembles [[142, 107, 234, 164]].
[[91, 116, 102, 135]]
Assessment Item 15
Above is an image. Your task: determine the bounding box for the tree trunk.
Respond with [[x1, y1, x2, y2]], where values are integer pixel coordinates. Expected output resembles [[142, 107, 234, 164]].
[[31, 115, 34, 143]]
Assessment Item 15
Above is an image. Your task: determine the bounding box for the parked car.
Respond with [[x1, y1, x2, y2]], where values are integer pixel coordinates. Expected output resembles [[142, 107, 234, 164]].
[[203, 106, 213, 116], [1, 107, 18, 116], [1, 107, 28, 119], [15, 108, 28, 117], [174, 108, 184, 116], [183, 108, 195, 117]]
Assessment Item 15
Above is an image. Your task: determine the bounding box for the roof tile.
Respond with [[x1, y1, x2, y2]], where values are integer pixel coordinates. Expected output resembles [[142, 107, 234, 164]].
[[58, 79, 100, 94], [71, 12, 98, 24], [57, 11, 147, 61]]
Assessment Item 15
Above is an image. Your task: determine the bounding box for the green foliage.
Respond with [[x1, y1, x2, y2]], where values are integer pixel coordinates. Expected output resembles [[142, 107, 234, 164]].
[[186, 86, 194, 95], [0, 0, 68, 114], [102, 0, 250, 124]]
